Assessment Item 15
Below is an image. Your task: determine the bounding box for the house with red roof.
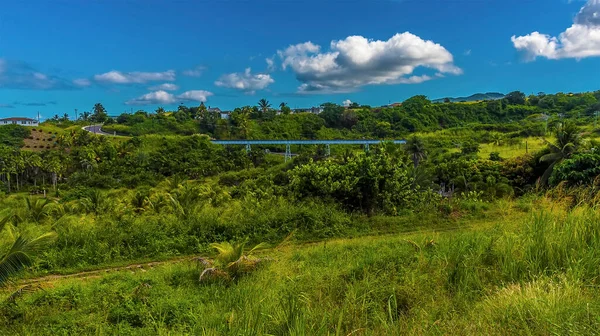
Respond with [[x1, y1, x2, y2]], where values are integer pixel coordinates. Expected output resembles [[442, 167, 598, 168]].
[[0, 117, 39, 127]]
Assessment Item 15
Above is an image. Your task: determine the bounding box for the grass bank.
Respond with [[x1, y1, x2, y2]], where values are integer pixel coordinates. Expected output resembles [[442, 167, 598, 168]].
[[3, 199, 599, 334]]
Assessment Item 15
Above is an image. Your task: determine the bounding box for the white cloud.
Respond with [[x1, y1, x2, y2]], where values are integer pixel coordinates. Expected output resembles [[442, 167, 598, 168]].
[[182, 66, 206, 77], [126, 89, 213, 105], [148, 83, 179, 91], [126, 90, 175, 105], [94, 70, 175, 84], [215, 68, 274, 94], [266, 57, 275, 71], [464, 49, 472, 56], [177, 90, 213, 102], [276, 33, 461, 93], [342, 99, 352, 107], [512, 0, 600, 60], [73, 78, 91, 87]]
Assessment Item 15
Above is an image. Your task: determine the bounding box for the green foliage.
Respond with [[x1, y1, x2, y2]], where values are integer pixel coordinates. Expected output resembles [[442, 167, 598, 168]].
[[0, 125, 31, 147], [289, 150, 416, 214], [0, 223, 56, 286], [551, 152, 600, 186], [540, 121, 582, 184]]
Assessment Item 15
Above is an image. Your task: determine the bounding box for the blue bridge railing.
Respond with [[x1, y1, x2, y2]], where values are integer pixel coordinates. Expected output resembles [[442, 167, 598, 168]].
[[211, 139, 406, 145], [210, 139, 406, 161]]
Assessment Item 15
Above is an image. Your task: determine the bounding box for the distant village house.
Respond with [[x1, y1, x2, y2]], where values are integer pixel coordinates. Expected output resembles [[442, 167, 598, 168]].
[[0, 117, 39, 126], [207, 107, 231, 120], [292, 107, 324, 114]]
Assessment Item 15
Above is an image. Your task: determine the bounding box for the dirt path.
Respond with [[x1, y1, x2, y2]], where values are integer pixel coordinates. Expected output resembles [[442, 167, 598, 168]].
[[17, 256, 197, 287]]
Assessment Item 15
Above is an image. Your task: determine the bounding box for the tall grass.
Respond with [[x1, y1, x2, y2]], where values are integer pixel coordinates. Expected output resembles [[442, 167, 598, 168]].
[[3, 202, 600, 334]]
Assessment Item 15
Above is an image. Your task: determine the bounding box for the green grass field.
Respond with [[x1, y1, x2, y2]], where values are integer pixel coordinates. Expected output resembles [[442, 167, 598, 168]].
[[3, 197, 600, 335]]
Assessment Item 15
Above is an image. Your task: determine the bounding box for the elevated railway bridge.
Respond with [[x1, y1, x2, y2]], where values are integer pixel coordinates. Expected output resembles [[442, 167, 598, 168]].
[[210, 139, 406, 161]]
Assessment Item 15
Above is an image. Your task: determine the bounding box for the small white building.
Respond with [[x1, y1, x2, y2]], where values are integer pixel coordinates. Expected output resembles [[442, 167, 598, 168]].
[[0, 117, 39, 126], [293, 107, 324, 114]]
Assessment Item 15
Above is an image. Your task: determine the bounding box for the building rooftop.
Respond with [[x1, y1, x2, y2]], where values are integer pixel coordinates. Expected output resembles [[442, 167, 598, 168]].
[[0, 117, 38, 122]]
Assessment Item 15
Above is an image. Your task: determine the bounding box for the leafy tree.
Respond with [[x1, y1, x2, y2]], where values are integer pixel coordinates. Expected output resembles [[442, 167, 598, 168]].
[[461, 140, 480, 155], [320, 103, 344, 128], [551, 152, 600, 186], [289, 150, 416, 215], [281, 105, 291, 115], [504, 91, 526, 105], [232, 107, 251, 139]]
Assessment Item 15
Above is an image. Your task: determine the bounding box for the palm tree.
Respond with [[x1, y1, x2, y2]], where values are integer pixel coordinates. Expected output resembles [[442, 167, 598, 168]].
[[24, 197, 55, 223], [539, 121, 582, 184], [279, 102, 287, 109], [405, 135, 427, 168], [0, 220, 56, 286], [258, 99, 271, 114], [199, 239, 268, 281]]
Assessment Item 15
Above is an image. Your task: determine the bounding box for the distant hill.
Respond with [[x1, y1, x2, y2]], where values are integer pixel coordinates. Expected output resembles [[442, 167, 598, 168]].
[[432, 92, 505, 103]]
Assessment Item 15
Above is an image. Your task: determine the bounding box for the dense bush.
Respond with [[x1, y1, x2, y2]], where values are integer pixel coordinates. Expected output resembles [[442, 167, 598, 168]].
[[551, 152, 600, 186], [289, 150, 417, 215], [0, 124, 31, 147]]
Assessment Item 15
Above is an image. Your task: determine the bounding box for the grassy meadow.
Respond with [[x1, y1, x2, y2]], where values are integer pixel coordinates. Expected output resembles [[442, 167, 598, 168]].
[[3, 196, 600, 335]]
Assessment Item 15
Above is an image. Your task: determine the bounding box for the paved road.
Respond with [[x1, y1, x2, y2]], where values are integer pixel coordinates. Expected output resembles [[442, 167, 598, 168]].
[[83, 124, 114, 136]]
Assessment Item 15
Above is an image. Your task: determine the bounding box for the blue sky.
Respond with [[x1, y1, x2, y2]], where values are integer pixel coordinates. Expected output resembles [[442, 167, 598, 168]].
[[0, 0, 599, 119]]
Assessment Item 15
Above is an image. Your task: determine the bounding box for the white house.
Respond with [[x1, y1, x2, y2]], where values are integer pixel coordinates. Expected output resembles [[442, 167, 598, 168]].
[[292, 107, 324, 114], [0, 117, 39, 126]]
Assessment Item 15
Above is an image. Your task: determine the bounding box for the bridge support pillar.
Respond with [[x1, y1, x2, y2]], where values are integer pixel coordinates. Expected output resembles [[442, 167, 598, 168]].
[[245, 144, 251, 153], [325, 144, 331, 156], [365, 143, 370, 153], [285, 144, 292, 162]]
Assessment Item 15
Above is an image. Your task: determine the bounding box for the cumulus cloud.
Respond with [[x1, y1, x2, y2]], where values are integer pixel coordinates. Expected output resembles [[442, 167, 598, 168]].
[[342, 99, 352, 107], [125, 90, 213, 105], [276, 33, 461, 93], [149, 83, 179, 91], [177, 90, 213, 102], [0, 59, 77, 90], [215, 68, 274, 94], [512, 0, 600, 60], [182, 66, 206, 77], [94, 70, 176, 84]]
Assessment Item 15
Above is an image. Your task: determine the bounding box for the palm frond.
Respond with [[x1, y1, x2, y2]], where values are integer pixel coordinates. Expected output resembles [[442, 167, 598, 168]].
[[539, 152, 563, 163], [540, 161, 558, 186], [0, 232, 57, 286], [246, 242, 269, 255]]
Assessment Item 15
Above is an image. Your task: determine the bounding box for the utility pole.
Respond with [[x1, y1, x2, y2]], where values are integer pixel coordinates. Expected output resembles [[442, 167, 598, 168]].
[[75, 108, 78, 121]]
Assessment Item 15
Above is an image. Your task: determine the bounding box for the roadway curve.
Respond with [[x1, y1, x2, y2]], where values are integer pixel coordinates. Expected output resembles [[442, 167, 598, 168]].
[[83, 124, 114, 136]]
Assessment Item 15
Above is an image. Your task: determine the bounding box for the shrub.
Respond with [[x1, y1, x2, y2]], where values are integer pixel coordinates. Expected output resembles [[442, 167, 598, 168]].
[[551, 152, 600, 186]]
